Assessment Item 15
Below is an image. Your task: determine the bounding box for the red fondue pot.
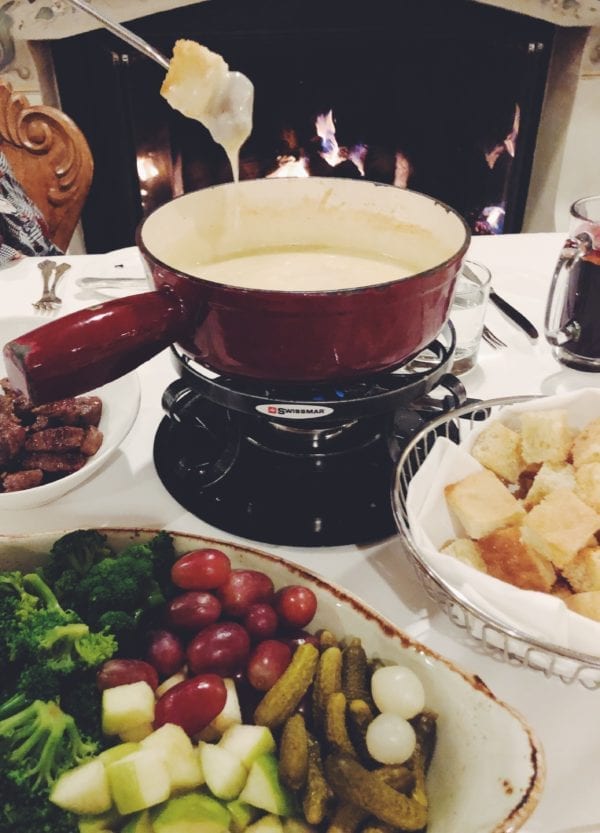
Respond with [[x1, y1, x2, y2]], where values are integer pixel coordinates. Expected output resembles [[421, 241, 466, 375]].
[[4, 178, 470, 404]]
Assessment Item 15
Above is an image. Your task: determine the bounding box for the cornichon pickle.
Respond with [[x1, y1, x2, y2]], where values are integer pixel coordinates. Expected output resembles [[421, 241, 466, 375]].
[[326, 802, 367, 833], [341, 638, 371, 702], [325, 691, 355, 757], [317, 629, 339, 650], [372, 764, 416, 795], [312, 646, 343, 732], [412, 708, 438, 770], [324, 754, 428, 831], [347, 698, 375, 766], [254, 643, 319, 729], [302, 736, 332, 825], [279, 713, 309, 791], [407, 742, 428, 808]]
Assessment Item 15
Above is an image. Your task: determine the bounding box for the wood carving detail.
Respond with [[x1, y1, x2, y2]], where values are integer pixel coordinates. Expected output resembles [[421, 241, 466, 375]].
[[0, 79, 93, 249]]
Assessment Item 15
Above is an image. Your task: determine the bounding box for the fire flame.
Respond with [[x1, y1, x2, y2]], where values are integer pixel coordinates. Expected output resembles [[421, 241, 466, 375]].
[[268, 109, 368, 179]]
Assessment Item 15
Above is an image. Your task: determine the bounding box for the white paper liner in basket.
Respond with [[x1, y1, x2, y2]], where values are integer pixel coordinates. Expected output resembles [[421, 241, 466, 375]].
[[405, 387, 600, 664]]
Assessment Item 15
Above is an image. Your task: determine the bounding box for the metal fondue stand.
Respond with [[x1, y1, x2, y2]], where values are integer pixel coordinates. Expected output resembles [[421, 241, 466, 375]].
[[153, 325, 468, 546]]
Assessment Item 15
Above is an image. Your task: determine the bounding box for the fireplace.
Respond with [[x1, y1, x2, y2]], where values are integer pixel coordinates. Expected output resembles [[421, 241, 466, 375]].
[[51, 0, 554, 253]]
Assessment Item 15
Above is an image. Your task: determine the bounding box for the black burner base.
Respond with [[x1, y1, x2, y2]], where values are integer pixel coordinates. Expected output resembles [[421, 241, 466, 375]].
[[154, 416, 397, 547]]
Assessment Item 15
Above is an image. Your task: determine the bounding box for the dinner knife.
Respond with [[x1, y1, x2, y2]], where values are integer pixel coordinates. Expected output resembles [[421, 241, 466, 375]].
[[489, 288, 539, 340], [461, 262, 539, 340]]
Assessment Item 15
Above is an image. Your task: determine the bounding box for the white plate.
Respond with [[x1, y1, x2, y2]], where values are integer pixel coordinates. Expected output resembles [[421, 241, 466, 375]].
[[0, 527, 544, 833], [0, 315, 140, 509]]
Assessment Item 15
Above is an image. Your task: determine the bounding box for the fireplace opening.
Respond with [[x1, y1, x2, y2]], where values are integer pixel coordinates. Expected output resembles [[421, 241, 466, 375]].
[[52, 0, 554, 253]]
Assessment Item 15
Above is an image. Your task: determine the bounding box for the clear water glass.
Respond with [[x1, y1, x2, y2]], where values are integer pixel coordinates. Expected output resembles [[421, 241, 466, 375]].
[[450, 259, 492, 375]]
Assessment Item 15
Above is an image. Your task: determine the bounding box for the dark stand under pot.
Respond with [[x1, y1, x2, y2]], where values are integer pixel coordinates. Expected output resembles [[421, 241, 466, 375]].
[[154, 324, 469, 547]]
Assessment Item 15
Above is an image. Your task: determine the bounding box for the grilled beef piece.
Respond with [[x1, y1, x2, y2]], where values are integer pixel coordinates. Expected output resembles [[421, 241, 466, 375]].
[[0, 414, 26, 465], [81, 426, 104, 456], [2, 469, 44, 491], [32, 396, 102, 426], [24, 426, 85, 452], [20, 451, 87, 473]]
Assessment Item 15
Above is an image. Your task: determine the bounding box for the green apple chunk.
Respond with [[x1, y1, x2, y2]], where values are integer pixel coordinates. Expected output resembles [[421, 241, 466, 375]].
[[50, 759, 112, 816], [199, 742, 248, 800], [141, 723, 205, 791], [151, 792, 231, 833], [226, 799, 258, 833], [106, 748, 171, 815], [218, 724, 275, 768], [210, 678, 242, 735], [102, 681, 155, 736], [246, 815, 284, 833], [99, 741, 141, 767], [77, 806, 122, 833], [238, 754, 296, 817], [122, 809, 154, 833], [120, 722, 155, 742]]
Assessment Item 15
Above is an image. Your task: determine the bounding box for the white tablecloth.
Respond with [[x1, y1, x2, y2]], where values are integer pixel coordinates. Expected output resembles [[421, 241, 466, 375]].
[[1, 233, 598, 833]]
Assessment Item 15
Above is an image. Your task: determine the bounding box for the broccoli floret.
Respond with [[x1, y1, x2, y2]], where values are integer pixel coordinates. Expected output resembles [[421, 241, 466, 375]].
[[0, 700, 98, 791], [8, 574, 116, 675], [0, 771, 78, 833], [57, 671, 104, 744], [41, 530, 114, 605], [0, 666, 63, 721], [71, 555, 165, 628]]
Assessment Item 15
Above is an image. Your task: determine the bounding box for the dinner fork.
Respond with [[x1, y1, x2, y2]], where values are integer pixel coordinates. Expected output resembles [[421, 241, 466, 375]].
[[482, 325, 506, 349], [32, 260, 61, 311]]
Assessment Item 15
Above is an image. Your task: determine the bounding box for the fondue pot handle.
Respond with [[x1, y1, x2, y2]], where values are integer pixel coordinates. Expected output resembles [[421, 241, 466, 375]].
[[544, 232, 593, 348], [3, 289, 189, 404]]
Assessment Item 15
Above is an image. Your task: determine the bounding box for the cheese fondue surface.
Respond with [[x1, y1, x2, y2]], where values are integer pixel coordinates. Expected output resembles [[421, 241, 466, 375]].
[[174, 247, 417, 291]]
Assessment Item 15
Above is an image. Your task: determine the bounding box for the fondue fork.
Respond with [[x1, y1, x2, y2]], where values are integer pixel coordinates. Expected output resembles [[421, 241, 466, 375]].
[[62, 0, 170, 69]]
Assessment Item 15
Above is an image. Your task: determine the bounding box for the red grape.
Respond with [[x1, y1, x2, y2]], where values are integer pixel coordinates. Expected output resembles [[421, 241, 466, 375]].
[[146, 629, 186, 677], [96, 659, 159, 692], [243, 603, 279, 640], [166, 590, 222, 631], [274, 585, 318, 629], [154, 674, 227, 736], [246, 640, 292, 691], [171, 548, 232, 591], [216, 569, 275, 618], [187, 621, 251, 677]]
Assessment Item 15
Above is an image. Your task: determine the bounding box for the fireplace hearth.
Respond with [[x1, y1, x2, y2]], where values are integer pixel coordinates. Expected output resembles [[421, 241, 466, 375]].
[[52, 0, 553, 253]]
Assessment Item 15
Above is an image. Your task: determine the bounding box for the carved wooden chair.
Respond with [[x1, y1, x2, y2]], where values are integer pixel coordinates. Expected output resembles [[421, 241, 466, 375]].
[[0, 79, 93, 251]]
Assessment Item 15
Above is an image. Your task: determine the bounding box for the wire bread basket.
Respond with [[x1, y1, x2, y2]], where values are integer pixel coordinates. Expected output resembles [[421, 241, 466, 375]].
[[392, 395, 600, 690]]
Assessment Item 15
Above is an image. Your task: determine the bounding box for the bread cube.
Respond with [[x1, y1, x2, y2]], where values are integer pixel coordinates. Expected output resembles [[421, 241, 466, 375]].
[[519, 409, 572, 465], [564, 590, 600, 623], [444, 469, 525, 539], [523, 462, 576, 510], [575, 462, 600, 512], [471, 421, 524, 483], [520, 488, 600, 569], [563, 546, 600, 592], [477, 526, 556, 592], [440, 538, 487, 573], [572, 418, 600, 468]]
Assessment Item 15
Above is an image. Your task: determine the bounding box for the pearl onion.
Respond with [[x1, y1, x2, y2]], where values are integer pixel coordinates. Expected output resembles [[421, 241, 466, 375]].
[[366, 713, 416, 764], [371, 665, 425, 719]]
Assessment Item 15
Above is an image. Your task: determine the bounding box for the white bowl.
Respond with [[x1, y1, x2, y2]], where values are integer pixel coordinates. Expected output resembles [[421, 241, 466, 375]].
[[0, 527, 544, 833], [0, 315, 140, 509]]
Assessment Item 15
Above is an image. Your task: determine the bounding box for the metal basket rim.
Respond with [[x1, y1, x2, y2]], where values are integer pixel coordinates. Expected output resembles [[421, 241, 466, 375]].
[[392, 393, 600, 673]]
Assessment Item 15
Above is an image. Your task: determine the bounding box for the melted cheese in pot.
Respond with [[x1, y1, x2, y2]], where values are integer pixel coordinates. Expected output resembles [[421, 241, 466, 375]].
[[171, 246, 416, 292]]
